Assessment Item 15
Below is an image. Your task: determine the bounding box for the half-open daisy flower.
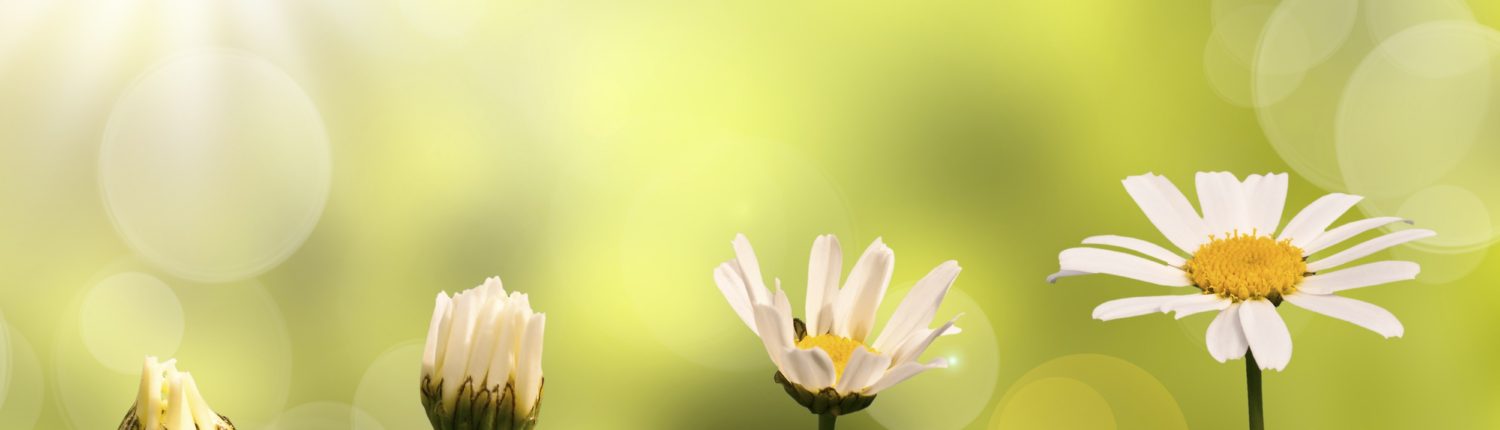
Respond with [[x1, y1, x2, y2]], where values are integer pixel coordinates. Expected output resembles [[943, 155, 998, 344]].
[[420, 276, 546, 430], [714, 234, 961, 428], [1048, 172, 1434, 371], [119, 356, 233, 430]]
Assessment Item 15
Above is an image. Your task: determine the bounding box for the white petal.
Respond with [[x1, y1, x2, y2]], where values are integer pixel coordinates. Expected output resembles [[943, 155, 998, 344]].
[[1284, 293, 1403, 338], [1058, 247, 1193, 287], [440, 292, 479, 403], [833, 238, 895, 342], [1243, 173, 1288, 236], [1081, 235, 1187, 266], [138, 357, 162, 429], [165, 375, 193, 430], [1307, 229, 1436, 272], [1122, 173, 1210, 253], [892, 314, 959, 365], [485, 306, 519, 388], [864, 358, 948, 395], [714, 262, 758, 335], [732, 234, 771, 306], [1161, 294, 1231, 319], [805, 234, 842, 337], [422, 292, 452, 375], [181, 373, 221, 426], [835, 347, 892, 394], [516, 313, 546, 415], [1299, 261, 1420, 294], [872, 260, 960, 353], [1239, 300, 1292, 371], [464, 300, 505, 383], [1278, 193, 1363, 247], [1206, 304, 1248, 362], [773, 283, 793, 328], [1197, 171, 1249, 236], [752, 304, 793, 368], [782, 347, 837, 389], [1045, 270, 1089, 283], [1092, 295, 1196, 321], [1301, 217, 1411, 255]]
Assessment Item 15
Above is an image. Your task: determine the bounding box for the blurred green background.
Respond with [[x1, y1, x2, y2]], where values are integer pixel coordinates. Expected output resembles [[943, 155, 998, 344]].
[[2, 0, 1499, 428]]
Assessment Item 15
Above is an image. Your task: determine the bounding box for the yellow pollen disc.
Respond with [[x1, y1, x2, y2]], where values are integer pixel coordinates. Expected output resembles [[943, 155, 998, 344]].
[[1185, 232, 1307, 301], [795, 334, 875, 380]]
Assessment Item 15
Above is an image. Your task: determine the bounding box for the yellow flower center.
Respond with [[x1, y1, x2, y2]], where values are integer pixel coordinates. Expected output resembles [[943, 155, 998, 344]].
[[1185, 232, 1307, 301], [795, 334, 875, 379]]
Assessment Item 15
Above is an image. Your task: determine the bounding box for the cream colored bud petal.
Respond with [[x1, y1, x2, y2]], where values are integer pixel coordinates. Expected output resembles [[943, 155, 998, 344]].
[[516, 313, 547, 416], [422, 292, 452, 376]]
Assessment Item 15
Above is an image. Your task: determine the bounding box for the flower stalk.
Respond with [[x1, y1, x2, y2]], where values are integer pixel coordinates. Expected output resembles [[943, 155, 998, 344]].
[[1246, 351, 1263, 430]]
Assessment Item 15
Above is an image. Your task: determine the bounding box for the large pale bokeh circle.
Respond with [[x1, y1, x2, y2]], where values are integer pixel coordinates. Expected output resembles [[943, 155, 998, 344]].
[[1390, 240, 1488, 285], [989, 377, 1116, 430], [869, 287, 999, 430], [1255, 0, 1357, 76], [1362, 0, 1474, 44], [100, 51, 331, 283], [396, 0, 490, 41], [990, 354, 1189, 430], [1389, 186, 1495, 252], [1336, 22, 1495, 201], [1202, 5, 1306, 108], [354, 341, 429, 430], [0, 326, 43, 429], [270, 402, 384, 430], [620, 142, 855, 370], [56, 276, 294, 429], [79, 272, 185, 373]]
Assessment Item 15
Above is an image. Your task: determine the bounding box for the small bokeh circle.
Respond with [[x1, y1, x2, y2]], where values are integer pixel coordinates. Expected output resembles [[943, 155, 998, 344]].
[[354, 340, 430, 430], [0, 324, 43, 429], [55, 270, 293, 429], [989, 377, 1116, 430], [79, 272, 185, 373], [989, 354, 1189, 430]]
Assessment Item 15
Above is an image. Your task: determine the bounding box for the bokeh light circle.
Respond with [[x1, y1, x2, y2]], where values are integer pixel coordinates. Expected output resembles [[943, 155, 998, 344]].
[[620, 141, 855, 370], [79, 272, 185, 373], [989, 377, 1116, 430], [1362, 0, 1474, 44], [0, 325, 43, 429], [354, 341, 429, 430], [989, 354, 1189, 430], [270, 402, 384, 430], [56, 272, 293, 429], [100, 50, 331, 283], [1203, 5, 1306, 108], [1256, 0, 1357, 76], [1390, 241, 1487, 285], [396, 0, 490, 41], [1336, 23, 1495, 201], [0, 312, 9, 411], [869, 287, 1000, 430], [1390, 185, 1495, 252]]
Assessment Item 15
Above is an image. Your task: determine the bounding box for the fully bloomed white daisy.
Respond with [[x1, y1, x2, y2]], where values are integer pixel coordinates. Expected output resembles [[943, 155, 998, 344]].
[[1048, 172, 1434, 371], [714, 234, 960, 423]]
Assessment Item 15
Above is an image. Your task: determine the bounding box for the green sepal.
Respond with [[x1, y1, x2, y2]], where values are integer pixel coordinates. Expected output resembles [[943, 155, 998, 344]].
[[773, 371, 877, 417], [421, 375, 543, 430]]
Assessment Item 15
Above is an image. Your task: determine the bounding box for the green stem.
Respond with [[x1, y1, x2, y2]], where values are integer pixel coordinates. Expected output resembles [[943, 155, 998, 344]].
[[819, 414, 836, 430], [1246, 351, 1264, 430]]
